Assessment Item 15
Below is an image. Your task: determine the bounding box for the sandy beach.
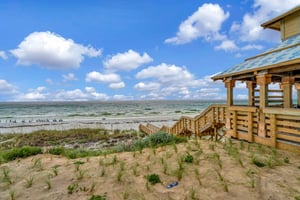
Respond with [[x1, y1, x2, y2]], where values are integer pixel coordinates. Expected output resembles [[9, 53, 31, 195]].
[[0, 115, 184, 134]]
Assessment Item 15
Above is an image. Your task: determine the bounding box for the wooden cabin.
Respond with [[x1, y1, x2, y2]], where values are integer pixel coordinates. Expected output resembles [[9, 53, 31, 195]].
[[212, 5, 300, 153], [139, 6, 300, 153]]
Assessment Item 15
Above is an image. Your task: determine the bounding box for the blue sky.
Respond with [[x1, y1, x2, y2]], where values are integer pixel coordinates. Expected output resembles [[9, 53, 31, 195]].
[[0, 0, 299, 101]]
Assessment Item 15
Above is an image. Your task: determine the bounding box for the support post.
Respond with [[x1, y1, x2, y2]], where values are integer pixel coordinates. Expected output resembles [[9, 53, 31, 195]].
[[269, 114, 277, 147], [225, 79, 235, 134], [247, 81, 256, 106], [281, 76, 294, 108], [296, 83, 300, 108], [256, 74, 272, 137]]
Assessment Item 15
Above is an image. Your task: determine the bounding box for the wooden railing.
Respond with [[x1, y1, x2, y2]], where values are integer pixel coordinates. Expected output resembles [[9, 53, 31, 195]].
[[264, 108, 300, 152], [226, 106, 259, 142], [139, 104, 227, 136]]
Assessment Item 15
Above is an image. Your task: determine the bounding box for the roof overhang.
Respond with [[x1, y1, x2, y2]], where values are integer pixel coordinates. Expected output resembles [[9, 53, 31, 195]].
[[212, 58, 300, 81], [261, 5, 300, 31]]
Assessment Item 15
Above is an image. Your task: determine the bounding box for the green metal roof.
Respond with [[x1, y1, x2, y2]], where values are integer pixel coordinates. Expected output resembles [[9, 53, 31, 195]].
[[212, 34, 300, 80]]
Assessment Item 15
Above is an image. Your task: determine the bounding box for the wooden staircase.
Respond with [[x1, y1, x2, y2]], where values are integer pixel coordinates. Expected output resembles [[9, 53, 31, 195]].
[[139, 104, 227, 139]]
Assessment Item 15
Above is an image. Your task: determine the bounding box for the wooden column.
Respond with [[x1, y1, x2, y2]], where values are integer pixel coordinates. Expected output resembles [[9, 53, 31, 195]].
[[256, 74, 272, 137], [281, 76, 294, 108], [225, 80, 235, 134], [247, 81, 256, 106], [225, 79, 235, 106], [296, 83, 300, 108]]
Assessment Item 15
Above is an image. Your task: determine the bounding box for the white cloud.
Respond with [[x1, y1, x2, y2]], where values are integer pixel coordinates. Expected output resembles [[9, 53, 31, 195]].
[[241, 44, 264, 51], [0, 51, 7, 60], [103, 49, 153, 71], [62, 73, 78, 82], [113, 94, 133, 101], [11, 31, 102, 69], [165, 3, 229, 44], [135, 64, 224, 99], [215, 40, 239, 52], [54, 88, 109, 101], [109, 82, 125, 89], [85, 71, 121, 83], [134, 82, 160, 91], [136, 63, 195, 84], [0, 79, 17, 94], [18, 86, 48, 101], [231, 0, 299, 42]]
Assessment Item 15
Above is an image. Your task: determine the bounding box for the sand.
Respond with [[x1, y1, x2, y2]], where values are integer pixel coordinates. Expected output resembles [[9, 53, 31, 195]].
[[1, 139, 300, 200], [0, 115, 180, 134]]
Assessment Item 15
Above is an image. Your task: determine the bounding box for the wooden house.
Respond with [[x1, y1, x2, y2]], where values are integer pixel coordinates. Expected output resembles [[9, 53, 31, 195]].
[[139, 6, 300, 153]]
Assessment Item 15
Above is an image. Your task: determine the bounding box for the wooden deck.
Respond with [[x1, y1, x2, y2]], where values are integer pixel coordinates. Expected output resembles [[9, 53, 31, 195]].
[[139, 104, 300, 153]]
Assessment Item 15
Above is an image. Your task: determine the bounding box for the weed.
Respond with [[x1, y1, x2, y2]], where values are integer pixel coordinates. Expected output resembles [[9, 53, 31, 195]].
[[45, 174, 51, 190], [163, 162, 168, 174], [123, 190, 130, 200], [132, 151, 136, 158], [240, 141, 245, 150], [152, 148, 156, 155], [132, 165, 138, 176], [173, 168, 183, 181], [76, 170, 86, 180], [9, 190, 15, 200], [172, 143, 178, 153], [284, 157, 290, 164], [146, 165, 150, 171], [2, 167, 12, 184], [25, 176, 34, 188], [31, 158, 43, 171], [74, 160, 84, 171], [52, 166, 59, 176], [146, 174, 161, 185], [100, 167, 106, 177], [112, 155, 118, 165], [189, 187, 199, 200], [89, 194, 107, 200], [295, 195, 300, 200], [183, 153, 194, 163], [67, 182, 78, 194], [215, 170, 228, 192], [194, 168, 202, 185], [117, 170, 123, 182], [90, 182, 96, 193], [147, 154, 151, 161], [120, 162, 125, 171]]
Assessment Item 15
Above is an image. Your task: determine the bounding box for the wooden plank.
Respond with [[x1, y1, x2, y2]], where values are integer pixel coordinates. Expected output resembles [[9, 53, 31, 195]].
[[277, 141, 300, 154], [277, 133, 300, 143], [277, 127, 300, 135], [264, 108, 300, 116], [254, 135, 272, 146], [229, 106, 257, 112], [269, 114, 277, 147], [277, 114, 300, 121], [248, 112, 253, 142], [237, 132, 248, 140], [276, 120, 300, 128]]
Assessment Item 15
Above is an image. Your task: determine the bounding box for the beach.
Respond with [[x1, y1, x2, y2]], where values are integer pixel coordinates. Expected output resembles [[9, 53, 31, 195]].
[[0, 100, 219, 134]]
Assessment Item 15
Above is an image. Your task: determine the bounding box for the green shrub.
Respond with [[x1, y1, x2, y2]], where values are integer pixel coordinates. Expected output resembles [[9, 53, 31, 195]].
[[2, 146, 42, 162], [252, 156, 266, 168], [184, 153, 194, 163], [146, 174, 161, 185], [49, 147, 65, 155]]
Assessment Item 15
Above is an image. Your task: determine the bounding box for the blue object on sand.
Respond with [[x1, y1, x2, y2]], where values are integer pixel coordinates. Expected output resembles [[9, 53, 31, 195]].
[[167, 181, 178, 189]]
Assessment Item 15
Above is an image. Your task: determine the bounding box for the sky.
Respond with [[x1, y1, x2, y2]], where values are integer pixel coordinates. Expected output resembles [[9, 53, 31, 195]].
[[0, 0, 299, 102]]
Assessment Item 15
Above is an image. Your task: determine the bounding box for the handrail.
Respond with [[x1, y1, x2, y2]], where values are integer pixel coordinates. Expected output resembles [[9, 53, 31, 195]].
[[264, 107, 300, 116]]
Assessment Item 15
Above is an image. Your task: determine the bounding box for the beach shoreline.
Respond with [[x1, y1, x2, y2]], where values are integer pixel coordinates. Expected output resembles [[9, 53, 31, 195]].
[[0, 115, 189, 134]]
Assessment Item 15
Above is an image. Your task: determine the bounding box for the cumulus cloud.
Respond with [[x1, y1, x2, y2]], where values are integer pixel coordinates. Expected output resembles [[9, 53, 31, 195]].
[[231, 0, 299, 42], [62, 73, 78, 82], [103, 49, 153, 71], [54, 88, 109, 101], [109, 82, 125, 89], [113, 94, 133, 101], [215, 40, 239, 52], [85, 71, 121, 83], [165, 3, 229, 44], [10, 31, 102, 69], [134, 82, 160, 91], [135, 63, 224, 99], [136, 63, 195, 84], [0, 51, 7, 60], [0, 79, 17, 94], [18, 86, 48, 101]]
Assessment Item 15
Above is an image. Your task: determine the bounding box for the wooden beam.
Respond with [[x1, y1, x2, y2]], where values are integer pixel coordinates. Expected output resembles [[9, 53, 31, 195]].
[[281, 76, 295, 108]]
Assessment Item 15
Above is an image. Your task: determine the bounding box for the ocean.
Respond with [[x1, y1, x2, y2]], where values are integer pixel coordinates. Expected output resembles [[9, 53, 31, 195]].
[[0, 100, 225, 134]]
